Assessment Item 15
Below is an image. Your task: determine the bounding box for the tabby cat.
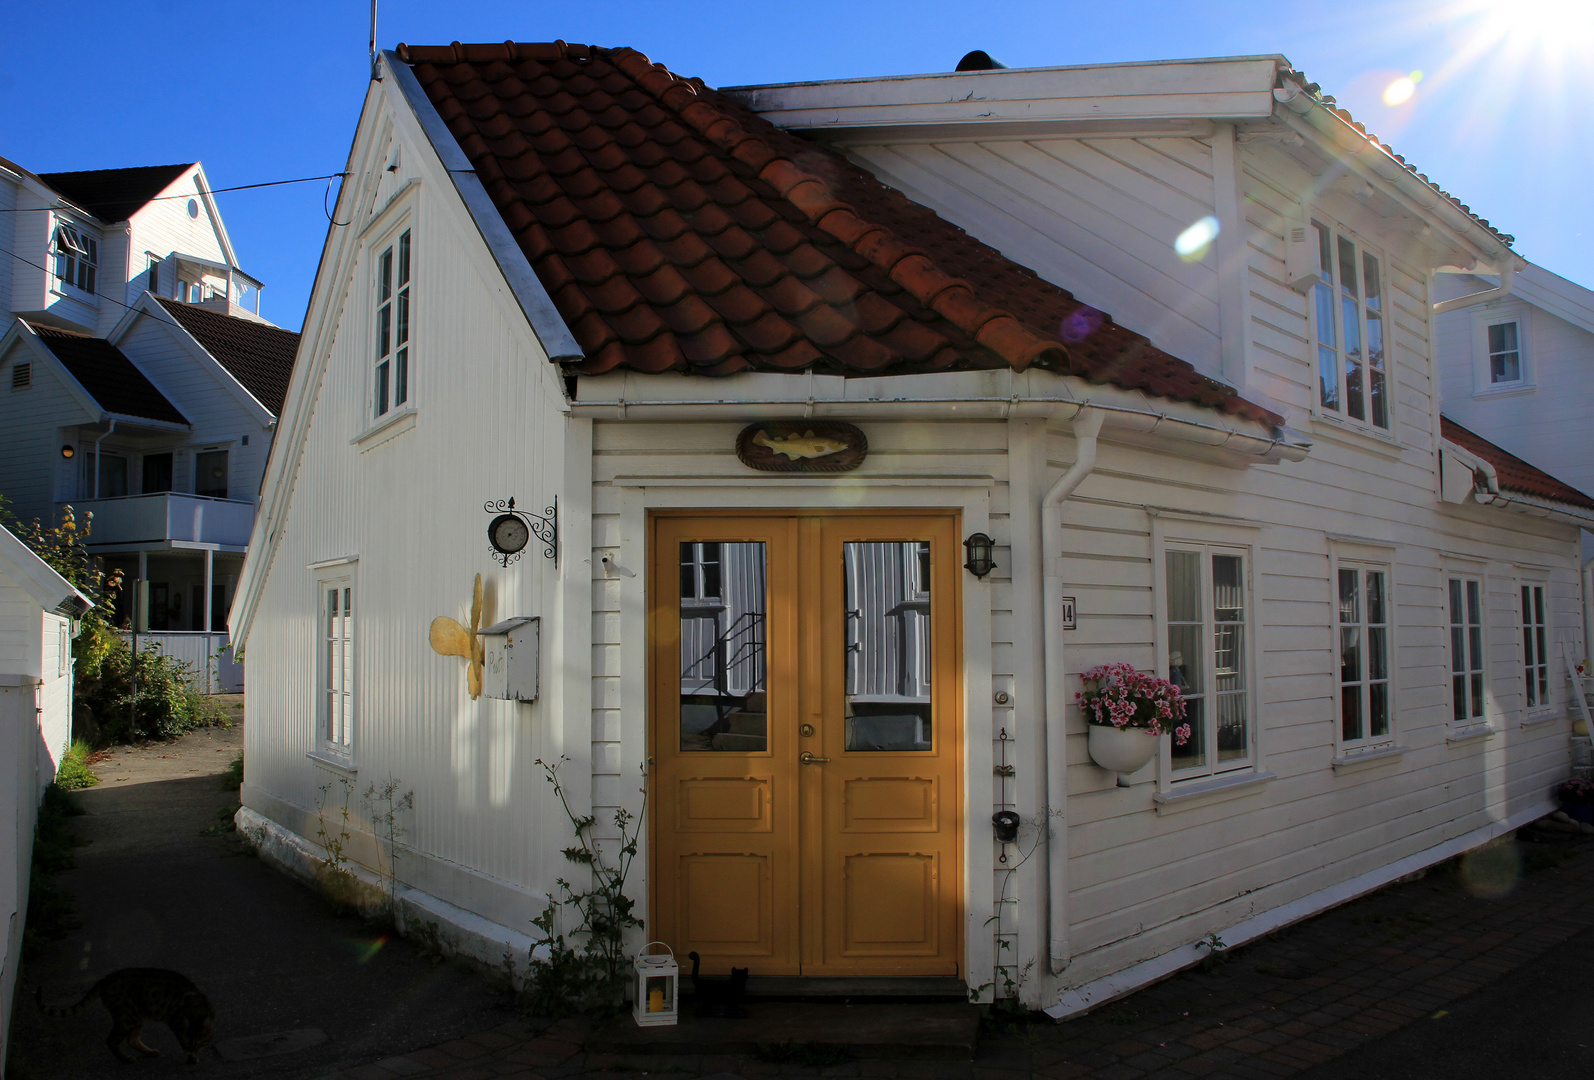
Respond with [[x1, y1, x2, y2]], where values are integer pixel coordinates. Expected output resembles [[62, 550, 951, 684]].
[[686, 950, 749, 1018], [37, 968, 215, 1063]]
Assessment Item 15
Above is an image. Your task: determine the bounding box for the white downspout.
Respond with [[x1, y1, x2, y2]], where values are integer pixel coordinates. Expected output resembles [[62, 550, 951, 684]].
[[1433, 261, 1516, 316], [1042, 406, 1105, 974], [90, 418, 116, 499]]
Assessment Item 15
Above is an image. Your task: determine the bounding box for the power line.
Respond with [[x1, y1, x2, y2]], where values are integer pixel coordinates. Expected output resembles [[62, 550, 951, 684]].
[[0, 172, 347, 212]]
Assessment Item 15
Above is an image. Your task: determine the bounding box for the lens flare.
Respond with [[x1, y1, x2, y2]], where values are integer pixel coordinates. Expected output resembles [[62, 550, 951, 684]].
[[1174, 217, 1220, 262], [1459, 840, 1520, 899], [1383, 71, 1422, 106], [1060, 305, 1102, 343]]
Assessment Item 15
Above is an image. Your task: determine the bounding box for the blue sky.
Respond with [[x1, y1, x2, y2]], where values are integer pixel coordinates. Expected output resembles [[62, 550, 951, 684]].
[[3, 0, 1588, 330]]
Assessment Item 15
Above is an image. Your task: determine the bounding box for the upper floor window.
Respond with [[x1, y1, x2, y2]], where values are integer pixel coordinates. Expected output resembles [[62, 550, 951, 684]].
[[54, 225, 97, 295], [374, 228, 412, 418], [147, 256, 162, 297], [1488, 319, 1523, 385], [1164, 545, 1252, 779], [81, 450, 128, 499], [1311, 222, 1388, 432], [195, 450, 228, 499]]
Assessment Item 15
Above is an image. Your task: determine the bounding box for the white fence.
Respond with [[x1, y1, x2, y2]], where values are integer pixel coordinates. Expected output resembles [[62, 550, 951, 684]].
[[117, 632, 243, 694]]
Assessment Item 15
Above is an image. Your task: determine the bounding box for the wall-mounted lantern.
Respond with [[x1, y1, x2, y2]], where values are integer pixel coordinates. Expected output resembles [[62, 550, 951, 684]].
[[60, 444, 75, 459], [632, 942, 679, 1028], [963, 532, 996, 578], [992, 810, 1021, 844]]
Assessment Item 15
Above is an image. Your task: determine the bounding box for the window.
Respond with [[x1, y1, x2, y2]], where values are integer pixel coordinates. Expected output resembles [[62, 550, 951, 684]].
[[1164, 545, 1251, 779], [1521, 582, 1549, 712], [1447, 575, 1486, 725], [1311, 222, 1388, 431], [1338, 565, 1391, 748], [320, 578, 354, 754], [195, 450, 228, 498], [142, 452, 173, 494], [81, 450, 128, 498], [373, 228, 412, 418], [1488, 320, 1522, 384], [54, 224, 97, 294], [147, 256, 162, 297]]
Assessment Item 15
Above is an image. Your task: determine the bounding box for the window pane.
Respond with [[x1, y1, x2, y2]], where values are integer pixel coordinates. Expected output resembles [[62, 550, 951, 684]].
[[1341, 680, 1362, 741], [1340, 626, 1362, 684], [379, 248, 393, 302], [395, 348, 408, 407], [1338, 236, 1359, 300], [1342, 293, 1364, 420], [1453, 674, 1467, 723], [1471, 672, 1484, 719], [1521, 587, 1534, 667], [1369, 683, 1389, 737], [1488, 322, 1517, 354], [1466, 580, 1481, 626], [375, 360, 389, 416], [142, 452, 173, 494], [1339, 568, 1359, 624], [396, 291, 409, 346], [1451, 626, 1466, 674], [1166, 551, 1202, 623], [680, 541, 766, 752], [1368, 627, 1387, 681], [1365, 253, 1386, 428], [195, 451, 228, 499], [1367, 571, 1386, 625], [1315, 223, 1332, 276], [1168, 623, 1203, 696], [1449, 578, 1463, 628], [1172, 696, 1205, 770], [1212, 555, 1243, 622], [1534, 586, 1545, 626], [1316, 283, 1339, 411], [845, 542, 933, 751], [398, 231, 411, 286], [1215, 692, 1247, 762], [377, 303, 391, 359]]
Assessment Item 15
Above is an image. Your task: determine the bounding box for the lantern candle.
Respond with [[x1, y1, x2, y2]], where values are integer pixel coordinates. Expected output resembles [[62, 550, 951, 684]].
[[648, 987, 664, 1013]]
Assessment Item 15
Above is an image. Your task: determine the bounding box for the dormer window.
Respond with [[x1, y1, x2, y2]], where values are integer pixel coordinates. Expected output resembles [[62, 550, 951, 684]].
[[1487, 320, 1522, 384], [54, 225, 98, 294]]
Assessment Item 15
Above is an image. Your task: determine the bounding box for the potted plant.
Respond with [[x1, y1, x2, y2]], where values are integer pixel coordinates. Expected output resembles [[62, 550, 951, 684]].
[[1077, 662, 1191, 778], [1554, 777, 1594, 825]]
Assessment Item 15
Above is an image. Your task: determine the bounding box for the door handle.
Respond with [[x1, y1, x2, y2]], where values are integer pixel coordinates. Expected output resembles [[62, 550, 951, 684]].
[[799, 751, 830, 764]]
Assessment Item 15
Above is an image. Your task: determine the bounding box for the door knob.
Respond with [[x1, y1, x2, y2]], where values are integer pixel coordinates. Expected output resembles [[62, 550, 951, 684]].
[[799, 751, 830, 764]]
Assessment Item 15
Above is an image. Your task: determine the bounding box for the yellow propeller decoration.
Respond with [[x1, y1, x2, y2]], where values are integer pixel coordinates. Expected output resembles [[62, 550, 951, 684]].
[[430, 574, 485, 699]]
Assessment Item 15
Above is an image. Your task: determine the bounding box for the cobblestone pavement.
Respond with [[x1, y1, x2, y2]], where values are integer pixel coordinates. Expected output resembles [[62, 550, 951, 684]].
[[316, 827, 1594, 1080]]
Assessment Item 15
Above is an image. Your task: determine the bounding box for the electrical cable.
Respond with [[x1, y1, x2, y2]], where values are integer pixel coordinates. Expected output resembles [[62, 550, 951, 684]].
[[0, 172, 349, 211]]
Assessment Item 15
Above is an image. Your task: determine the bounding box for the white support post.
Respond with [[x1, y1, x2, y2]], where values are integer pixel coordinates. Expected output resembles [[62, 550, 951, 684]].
[[203, 549, 215, 694]]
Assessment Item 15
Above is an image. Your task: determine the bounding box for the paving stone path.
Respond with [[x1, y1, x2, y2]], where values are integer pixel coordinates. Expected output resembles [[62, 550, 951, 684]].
[[319, 827, 1594, 1080]]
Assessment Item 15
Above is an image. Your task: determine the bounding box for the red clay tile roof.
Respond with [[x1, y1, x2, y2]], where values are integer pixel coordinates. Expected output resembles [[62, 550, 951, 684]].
[[157, 298, 299, 416], [399, 41, 1280, 427], [1441, 416, 1594, 511], [37, 164, 192, 224], [29, 323, 189, 426]]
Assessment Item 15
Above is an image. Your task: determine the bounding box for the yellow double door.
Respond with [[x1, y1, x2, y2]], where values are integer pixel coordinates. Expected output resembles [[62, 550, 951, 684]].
[[650, 512, 962, 978]]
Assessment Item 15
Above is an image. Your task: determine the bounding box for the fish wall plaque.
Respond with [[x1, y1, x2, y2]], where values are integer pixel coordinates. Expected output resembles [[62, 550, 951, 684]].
[[736, 421, 868, 472]]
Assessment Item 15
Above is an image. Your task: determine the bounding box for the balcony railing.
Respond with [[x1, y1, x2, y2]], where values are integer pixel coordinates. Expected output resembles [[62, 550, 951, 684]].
[[64, 493, 256, 548]]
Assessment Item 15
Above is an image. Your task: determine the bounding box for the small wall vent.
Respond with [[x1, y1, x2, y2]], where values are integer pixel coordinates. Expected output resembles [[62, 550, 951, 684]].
[[955, 50, 1007, 72], [11, 362, 31, 390]]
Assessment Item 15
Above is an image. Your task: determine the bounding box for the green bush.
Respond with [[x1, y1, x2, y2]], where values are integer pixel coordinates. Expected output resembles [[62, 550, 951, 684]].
[[54, 739, 98, 790], [220, 750, 243, 790]]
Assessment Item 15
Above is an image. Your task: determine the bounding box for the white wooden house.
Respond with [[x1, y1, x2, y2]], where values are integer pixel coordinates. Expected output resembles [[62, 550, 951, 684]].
[[0, 523, 90, 1060], [229, 43, 1594, 1013]]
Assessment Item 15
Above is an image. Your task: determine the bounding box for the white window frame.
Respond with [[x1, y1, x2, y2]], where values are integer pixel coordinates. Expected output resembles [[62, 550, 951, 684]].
[[1332, 546, 1397, 755], [1517, 576, 1552, 720], [1152, 514, 1261, 786], [1470, 302, 1534, 396], [1308, 219, 1391, 436], [371, 221, 414, 422], [53, 221, 98, 298], [1445, 569, 1489, 731], [315, 568, 357, 761]]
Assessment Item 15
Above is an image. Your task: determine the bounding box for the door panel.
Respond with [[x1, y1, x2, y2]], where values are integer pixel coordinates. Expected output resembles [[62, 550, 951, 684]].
[[651, 512, 960, 978]]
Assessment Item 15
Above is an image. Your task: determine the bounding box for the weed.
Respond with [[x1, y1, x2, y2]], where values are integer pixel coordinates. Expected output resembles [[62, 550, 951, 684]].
[[1196, 931, 1229, 973], [312, 775, 362, 913], [523, 757, 646, 1017], [54, 739, 99, 790], [24, 785, 88, 957], [202, 805, 238, 836], [219, 750, 243, 790], [360, 776, 414, 920], [1100, 1005, 1144, 1026]]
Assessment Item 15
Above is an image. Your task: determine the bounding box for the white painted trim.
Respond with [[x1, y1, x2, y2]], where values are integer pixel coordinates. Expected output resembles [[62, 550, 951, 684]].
[[1331, 744, 1409, 772], [306, 554, 360, 571], [352, 404, 417, 448], [1152, 770, 1275, 812], [1044, 797, 1556, 1019], [1446, 724, 1496, 746], [610, 474, 995, 489]]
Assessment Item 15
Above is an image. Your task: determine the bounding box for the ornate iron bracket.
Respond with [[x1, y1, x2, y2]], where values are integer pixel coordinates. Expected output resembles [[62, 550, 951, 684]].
[[485, 496, 557, 567]]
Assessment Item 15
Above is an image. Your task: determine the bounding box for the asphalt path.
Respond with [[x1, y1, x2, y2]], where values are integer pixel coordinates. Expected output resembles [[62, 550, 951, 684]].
[[10, 711, 519, 1078]]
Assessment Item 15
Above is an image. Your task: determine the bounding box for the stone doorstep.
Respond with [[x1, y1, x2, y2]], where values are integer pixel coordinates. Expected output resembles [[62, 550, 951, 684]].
[[588, 1001, 982, 1061]]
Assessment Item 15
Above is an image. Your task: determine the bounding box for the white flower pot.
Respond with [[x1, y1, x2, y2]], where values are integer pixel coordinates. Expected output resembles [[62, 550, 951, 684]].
[[1088, 724, 1159, 776]]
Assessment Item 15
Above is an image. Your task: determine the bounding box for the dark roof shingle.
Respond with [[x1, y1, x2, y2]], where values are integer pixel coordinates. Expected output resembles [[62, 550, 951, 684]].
[[156, 298, 299, 415], [28, 324, 188, 426], [398, 41, 1280, 426], [37, 163, 192, 223], [1441, 416, 1594, 511]]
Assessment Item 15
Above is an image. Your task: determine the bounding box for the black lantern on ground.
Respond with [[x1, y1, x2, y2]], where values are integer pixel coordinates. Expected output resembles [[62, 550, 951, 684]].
[[963, 532, 996, 578]]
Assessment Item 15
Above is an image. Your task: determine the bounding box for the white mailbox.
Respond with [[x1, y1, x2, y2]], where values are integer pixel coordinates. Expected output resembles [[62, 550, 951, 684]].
[[479, 616, 540, 702]]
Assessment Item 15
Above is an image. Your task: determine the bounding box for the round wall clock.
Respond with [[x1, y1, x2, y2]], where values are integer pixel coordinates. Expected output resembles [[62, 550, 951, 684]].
[[488, 513, 530, 557]]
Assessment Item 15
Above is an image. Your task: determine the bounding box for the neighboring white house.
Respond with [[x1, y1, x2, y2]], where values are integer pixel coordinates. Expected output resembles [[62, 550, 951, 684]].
[[229, 43, 1594, 1014], [0, 523, 91, 1063], [0, 157, 265, 338], [0, 293, 298, 692]]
